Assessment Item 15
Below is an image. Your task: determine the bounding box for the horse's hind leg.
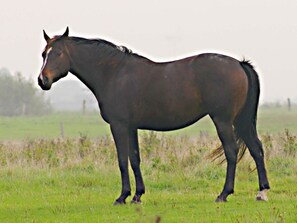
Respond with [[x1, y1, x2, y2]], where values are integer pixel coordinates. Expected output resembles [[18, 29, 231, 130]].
[[212, 117, 239, 202], [241, 126, 270, 201]]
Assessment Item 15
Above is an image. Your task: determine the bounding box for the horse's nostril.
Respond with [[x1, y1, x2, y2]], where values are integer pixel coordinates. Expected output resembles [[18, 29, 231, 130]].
[[43, 76, 48, 85]]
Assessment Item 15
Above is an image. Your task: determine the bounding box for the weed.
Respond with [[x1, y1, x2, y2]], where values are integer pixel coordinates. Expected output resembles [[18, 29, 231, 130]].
[[282, 129, 297, 157]]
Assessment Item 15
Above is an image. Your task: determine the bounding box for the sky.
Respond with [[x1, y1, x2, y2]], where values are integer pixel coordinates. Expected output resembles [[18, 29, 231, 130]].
[[1, 0, 297, 102]]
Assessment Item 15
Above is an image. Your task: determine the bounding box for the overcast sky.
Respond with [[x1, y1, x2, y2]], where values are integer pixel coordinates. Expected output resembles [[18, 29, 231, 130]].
[[1, 0, 297, 102]]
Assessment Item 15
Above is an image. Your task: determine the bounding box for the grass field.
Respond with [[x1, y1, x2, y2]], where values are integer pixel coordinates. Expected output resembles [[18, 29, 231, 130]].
[[1, 107, 297, 140], [0, 107, 297, 222]]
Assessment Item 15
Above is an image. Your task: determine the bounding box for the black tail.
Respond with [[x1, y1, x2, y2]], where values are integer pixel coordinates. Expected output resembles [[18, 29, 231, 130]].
[[209, 59, 261, 163]]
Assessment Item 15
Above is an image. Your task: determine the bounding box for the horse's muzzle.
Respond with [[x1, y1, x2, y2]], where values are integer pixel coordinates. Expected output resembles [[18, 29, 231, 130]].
[[38, 75, 51, 90]]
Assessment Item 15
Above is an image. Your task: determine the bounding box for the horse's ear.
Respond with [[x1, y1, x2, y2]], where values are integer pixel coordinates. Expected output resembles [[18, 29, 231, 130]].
[[62, 27, 69, 37], [43, 30, 50, 42]]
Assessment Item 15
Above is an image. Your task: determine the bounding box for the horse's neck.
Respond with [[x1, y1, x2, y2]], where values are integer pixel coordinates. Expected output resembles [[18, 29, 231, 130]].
[[67, 44, 122, 95]]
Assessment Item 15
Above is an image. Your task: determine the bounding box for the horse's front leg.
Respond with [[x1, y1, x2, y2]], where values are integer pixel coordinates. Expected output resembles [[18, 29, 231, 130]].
[[110, 123, 131, 205], [128, 129, 145, 204]]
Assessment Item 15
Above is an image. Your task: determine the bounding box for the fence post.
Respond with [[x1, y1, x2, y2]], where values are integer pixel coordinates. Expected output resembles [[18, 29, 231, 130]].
[[287, 98, 291, 111], [60, 122, 64, 138], [22, 103, 26, 115], [82, 99, 86, 115]]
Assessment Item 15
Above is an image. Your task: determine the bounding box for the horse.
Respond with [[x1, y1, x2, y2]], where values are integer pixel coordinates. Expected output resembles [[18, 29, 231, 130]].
[[38, 27, 270, 204]]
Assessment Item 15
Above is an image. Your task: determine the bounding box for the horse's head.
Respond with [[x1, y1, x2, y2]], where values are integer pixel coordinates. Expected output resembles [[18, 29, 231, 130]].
[[38, 27, 70, 90]]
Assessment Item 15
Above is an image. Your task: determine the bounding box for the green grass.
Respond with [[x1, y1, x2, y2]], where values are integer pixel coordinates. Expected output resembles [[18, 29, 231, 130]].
[[0, 167, 296, 223], [1, 107, 297, 141], [0, 113, 110, 140], [0, 133, 296, 222], [257, 107, 297, 135], [0, 108, 297, 222]]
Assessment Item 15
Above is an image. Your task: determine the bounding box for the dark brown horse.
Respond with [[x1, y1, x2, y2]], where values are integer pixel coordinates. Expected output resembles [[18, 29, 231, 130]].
[[38, 27, 270, 204]]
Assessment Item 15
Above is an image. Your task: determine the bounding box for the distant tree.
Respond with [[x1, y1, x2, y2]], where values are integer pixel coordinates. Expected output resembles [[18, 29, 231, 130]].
[[0, 69, 52, 116]]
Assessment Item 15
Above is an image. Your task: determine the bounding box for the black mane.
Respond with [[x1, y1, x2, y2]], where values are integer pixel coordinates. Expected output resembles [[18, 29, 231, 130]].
[[68, 37, 147, 59]]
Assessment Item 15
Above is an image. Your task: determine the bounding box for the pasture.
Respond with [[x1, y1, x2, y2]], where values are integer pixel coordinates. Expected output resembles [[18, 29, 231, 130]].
[[0, 107, 297, 222], [1, 107, 297, 140]]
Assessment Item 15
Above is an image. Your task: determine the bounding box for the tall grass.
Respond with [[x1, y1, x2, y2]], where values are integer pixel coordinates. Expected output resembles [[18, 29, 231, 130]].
[[0, 130, 296, 179], [0, 131, 296, 222]]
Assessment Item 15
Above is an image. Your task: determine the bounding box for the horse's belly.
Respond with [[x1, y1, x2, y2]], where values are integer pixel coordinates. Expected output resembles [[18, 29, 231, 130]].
[[137, 105, 208, 131]]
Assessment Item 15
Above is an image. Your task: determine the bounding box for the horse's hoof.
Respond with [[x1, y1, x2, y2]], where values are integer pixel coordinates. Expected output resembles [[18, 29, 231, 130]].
[[256, 189, 268, 201], [131, 195, 142, 204], [113, 200, 126, 206], [131, 199, 142, 204], [215, 196, 227, 202]]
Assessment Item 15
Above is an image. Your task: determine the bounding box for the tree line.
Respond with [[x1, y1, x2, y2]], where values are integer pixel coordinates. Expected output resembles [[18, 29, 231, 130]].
[[0, 68, 52, 116]]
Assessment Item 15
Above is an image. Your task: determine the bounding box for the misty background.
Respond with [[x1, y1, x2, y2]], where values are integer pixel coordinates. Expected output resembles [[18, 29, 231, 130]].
[[1, 0, 297, 112]]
